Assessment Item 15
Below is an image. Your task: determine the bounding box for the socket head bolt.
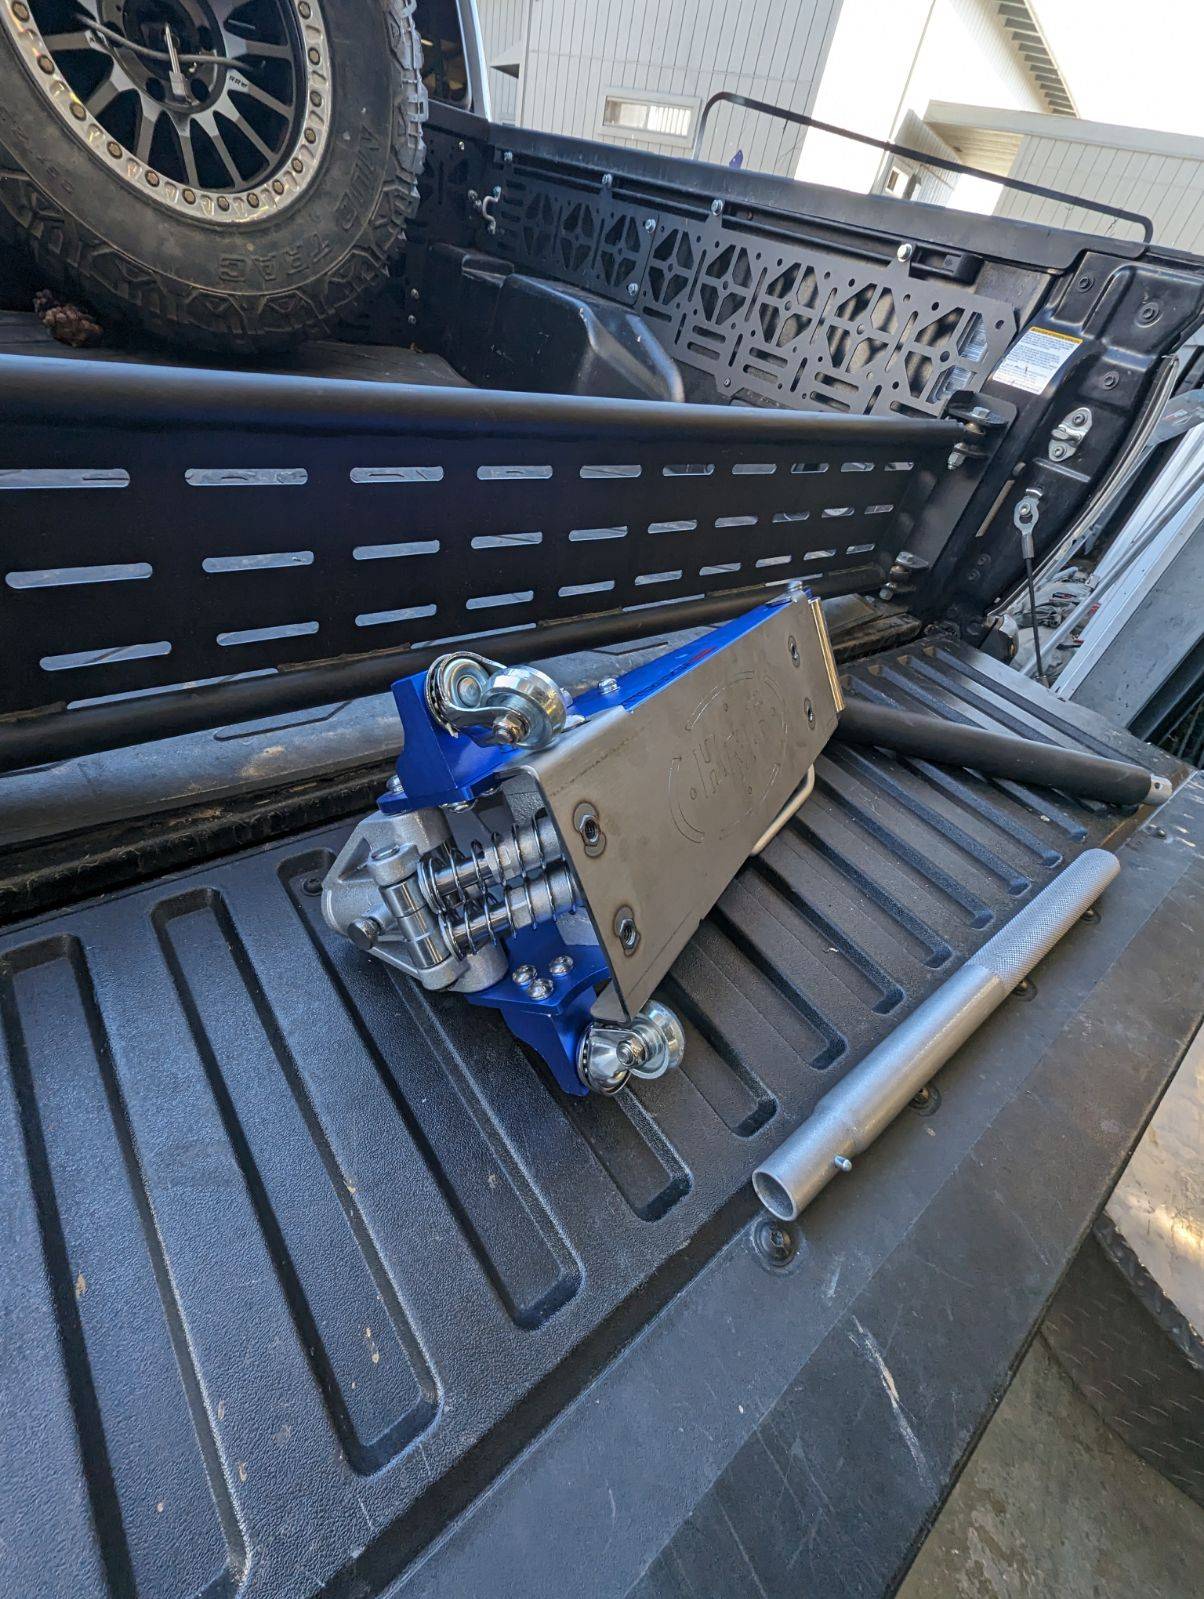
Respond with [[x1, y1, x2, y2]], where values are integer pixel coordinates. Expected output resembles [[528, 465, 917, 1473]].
[[512, 964, 537, 988]]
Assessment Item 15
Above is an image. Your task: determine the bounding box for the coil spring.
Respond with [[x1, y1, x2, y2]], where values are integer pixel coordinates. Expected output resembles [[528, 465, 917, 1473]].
[[420, 816, 560, 910], [441, 863, 578, 957]]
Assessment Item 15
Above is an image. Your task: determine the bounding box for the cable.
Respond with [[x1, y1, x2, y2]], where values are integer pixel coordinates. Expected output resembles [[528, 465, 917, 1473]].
[[1024, 548, 1048, 687], [70, 16, 246, 70]]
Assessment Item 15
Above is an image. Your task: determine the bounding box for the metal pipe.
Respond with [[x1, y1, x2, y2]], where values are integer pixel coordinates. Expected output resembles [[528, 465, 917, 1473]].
[[753, 848, 1121, 1221], [752, 766, 815, 855], [834, 700, 1170, 806]]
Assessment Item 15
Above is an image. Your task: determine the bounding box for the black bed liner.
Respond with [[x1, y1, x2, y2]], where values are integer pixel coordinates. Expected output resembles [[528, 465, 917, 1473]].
[[1, 641, 1196, 1599]]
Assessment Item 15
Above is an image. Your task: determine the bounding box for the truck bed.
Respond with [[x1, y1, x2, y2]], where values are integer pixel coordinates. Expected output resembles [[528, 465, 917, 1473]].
[[2, 643, 1200, 1599]]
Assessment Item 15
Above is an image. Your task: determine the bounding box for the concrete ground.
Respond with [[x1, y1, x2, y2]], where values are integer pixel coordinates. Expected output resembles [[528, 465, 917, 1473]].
[[898, 1334, 1204, 1598]]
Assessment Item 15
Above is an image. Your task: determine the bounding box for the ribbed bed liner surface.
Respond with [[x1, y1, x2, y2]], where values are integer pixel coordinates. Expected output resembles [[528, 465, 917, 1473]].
[[0, 643, 1178, 1599]]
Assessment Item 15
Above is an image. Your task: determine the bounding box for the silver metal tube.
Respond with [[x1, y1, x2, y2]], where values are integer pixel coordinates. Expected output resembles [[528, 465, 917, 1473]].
[[753, 848, 1121, 1221]]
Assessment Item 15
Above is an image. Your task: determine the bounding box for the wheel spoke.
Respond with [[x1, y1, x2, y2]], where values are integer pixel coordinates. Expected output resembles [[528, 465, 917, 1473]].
[[229, 80, 291, 118], [85, 73, 122, 116], [41, 30, 96, 51], [170, 119, 200, 187], [201, 116, 243, 184], [133, 101, 158, 163], [228, 38, 291, 60], [229, 112, 274, 162]]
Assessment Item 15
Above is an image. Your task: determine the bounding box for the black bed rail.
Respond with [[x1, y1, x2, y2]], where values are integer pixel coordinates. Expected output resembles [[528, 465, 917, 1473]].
[[0, 354, 962, 769]]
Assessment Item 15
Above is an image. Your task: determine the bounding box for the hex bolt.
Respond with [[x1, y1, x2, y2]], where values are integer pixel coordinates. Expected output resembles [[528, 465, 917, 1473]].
[[833, 1155, 853, 1173], [529, 978, 554, 1000], [1102, 372, 1120, 389], [598, 676, 620, 696], [512, 964, 537, 988], [549, 954, 574, 977], [386, 774, 404, 793]]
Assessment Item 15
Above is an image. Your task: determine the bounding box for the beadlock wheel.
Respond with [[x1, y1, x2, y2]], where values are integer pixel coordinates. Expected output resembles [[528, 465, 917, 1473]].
[[5, 0, 332, 221], [0, 0, 427, 350]]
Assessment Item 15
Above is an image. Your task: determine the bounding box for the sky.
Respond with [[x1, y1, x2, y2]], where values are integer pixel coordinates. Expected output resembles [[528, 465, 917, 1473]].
[[1035, 0, 1204, 137]]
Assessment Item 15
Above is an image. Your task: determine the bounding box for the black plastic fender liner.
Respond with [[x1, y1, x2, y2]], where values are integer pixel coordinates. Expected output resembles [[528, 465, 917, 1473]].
[[835, 699, 1162, 807]]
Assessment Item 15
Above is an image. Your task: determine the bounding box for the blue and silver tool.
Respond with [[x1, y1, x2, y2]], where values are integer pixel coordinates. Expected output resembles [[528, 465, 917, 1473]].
[[323, 585, 843, 1094]]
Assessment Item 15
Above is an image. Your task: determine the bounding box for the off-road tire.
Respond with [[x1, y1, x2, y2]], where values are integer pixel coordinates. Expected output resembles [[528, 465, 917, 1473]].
[[0, 0, 426, 352]]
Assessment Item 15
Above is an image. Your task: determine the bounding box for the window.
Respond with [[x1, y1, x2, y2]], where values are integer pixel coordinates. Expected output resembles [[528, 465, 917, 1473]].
[[602, 94, 695, 141], [415, 0, 469, 107], [883, 163, 920, 201]]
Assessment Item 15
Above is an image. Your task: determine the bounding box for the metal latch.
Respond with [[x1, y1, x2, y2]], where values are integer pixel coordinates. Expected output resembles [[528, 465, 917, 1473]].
[[323, 588, 843, 1096], [467, 184, 501, 234], [1048, 405, 1092, 463]]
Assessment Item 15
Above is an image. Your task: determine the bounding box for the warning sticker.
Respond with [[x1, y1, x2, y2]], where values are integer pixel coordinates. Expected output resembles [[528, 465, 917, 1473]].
[[990, 326, 1082, 394]]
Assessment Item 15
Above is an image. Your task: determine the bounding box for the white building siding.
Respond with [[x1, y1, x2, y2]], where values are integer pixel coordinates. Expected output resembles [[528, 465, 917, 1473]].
[[477, 0, 525, 122], [476, 0, 841, 177], [794, 0, 1044, 203], [994, 132, 1204, 252]]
